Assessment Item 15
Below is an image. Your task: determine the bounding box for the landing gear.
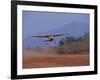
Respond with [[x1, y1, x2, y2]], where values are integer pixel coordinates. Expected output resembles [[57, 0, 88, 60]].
[[44, 39, 57, 46]]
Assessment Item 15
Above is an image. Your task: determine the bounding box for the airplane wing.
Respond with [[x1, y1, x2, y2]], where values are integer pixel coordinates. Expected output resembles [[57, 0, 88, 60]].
[[32, 35, 48, 38], [53, 33, 70, 37], [53, 34, 66, 37]]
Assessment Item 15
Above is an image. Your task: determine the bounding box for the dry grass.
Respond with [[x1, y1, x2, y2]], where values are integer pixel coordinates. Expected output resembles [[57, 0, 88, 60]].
[[23, 48, 89, 69]]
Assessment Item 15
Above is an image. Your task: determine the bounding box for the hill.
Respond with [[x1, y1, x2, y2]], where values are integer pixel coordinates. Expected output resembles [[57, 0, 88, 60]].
[[23, 22, 89, 48]]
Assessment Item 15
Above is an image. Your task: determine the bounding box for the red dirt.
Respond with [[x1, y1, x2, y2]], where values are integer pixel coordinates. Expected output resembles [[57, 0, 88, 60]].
[[23, 48, 89, 69]]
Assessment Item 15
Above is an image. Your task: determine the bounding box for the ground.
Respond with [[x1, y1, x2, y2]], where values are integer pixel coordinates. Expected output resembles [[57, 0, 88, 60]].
[[23, 47, 89, 69]]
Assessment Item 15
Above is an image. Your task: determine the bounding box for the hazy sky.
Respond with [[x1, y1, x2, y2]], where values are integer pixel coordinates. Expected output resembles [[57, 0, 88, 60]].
[[22, 11, 89, 38]]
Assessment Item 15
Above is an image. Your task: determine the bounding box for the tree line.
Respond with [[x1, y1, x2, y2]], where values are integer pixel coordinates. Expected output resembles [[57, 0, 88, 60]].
[[58, 32, 89, 54]]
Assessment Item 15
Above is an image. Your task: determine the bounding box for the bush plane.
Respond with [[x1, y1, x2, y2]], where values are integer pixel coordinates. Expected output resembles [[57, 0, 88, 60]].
[[32, 33, 69, 45]]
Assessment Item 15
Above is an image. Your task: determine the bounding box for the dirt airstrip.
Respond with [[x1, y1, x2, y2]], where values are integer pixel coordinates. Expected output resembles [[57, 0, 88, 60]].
[[23, 48, 89, 68]]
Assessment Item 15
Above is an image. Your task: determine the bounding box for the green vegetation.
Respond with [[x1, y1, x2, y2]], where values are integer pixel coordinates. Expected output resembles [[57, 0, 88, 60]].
[[58, 32, 89, 54]]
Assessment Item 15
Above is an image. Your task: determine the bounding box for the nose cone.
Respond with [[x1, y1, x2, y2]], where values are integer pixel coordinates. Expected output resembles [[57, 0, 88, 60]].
[[52, 36, 54, 38]]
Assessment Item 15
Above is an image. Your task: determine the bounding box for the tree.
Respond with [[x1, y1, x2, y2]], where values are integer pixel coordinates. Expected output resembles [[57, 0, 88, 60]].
[[59, 36, 76, 46]]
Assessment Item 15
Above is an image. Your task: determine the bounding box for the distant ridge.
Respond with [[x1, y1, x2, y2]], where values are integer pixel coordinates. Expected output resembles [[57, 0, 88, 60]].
[[23, 22, 89, 48]]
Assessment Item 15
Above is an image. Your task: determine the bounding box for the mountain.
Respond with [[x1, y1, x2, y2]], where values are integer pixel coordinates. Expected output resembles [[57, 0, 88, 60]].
[[23, 36, 60, 48], [23, 22, 89, 48], [46, 22, 89, 37]]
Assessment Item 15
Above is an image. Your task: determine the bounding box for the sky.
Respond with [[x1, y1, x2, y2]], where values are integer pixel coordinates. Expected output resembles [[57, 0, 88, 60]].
[[22, 11, 89, 39]]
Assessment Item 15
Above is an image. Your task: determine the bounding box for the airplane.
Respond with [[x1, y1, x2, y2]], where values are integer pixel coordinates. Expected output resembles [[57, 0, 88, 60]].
[[32, 33, 69, 45]]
